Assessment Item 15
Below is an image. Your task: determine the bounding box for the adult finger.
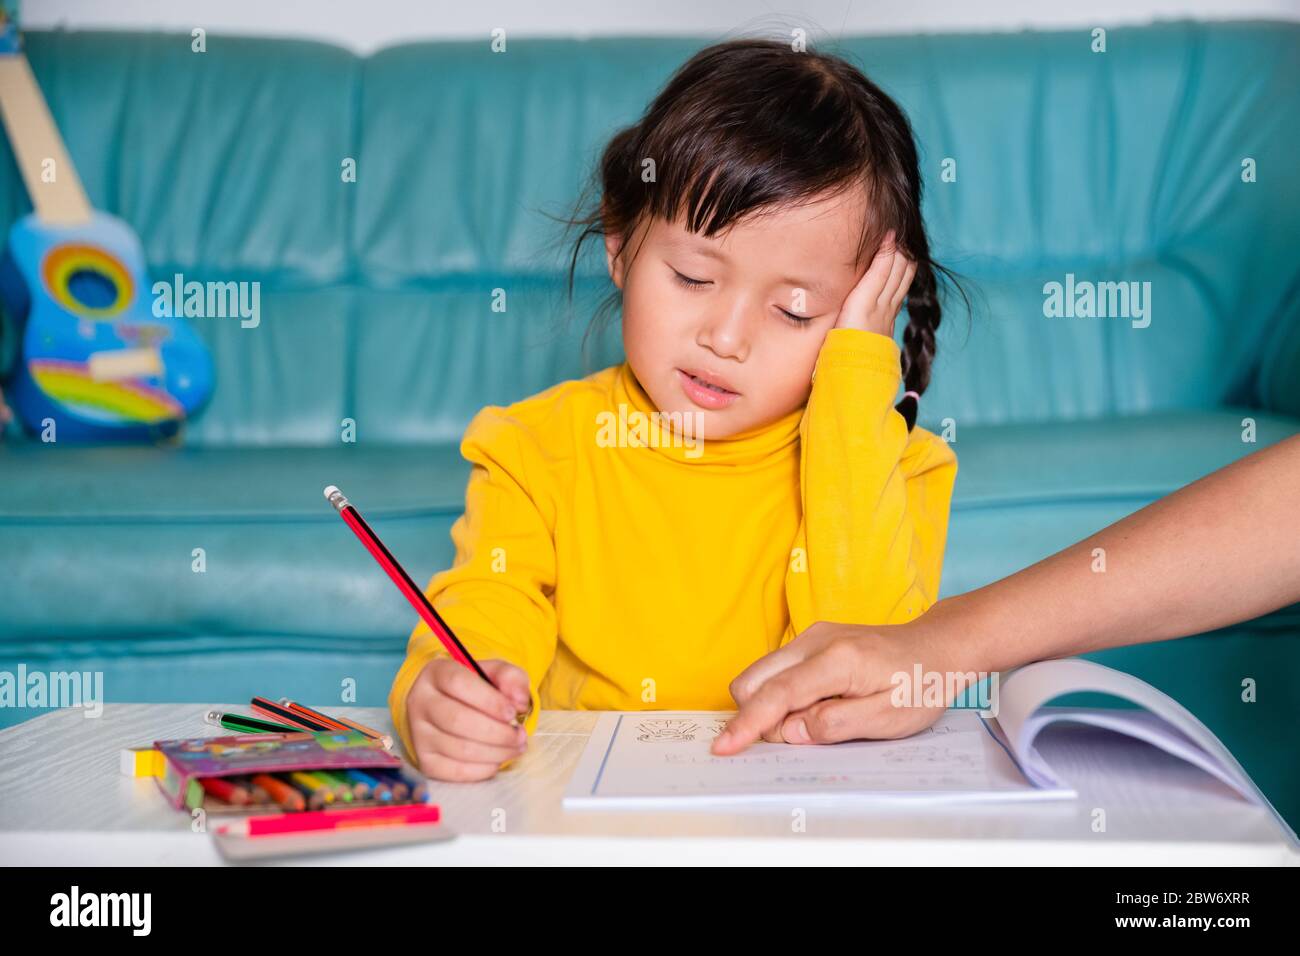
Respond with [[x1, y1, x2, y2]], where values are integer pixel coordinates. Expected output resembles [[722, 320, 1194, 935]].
[[779, 692, 936, 744], [712, 642, 860, 755], [728, 622, 840, 705]]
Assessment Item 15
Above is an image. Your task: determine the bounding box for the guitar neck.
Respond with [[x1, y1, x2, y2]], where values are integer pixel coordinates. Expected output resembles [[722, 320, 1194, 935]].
[[0, 52, 92, 225]]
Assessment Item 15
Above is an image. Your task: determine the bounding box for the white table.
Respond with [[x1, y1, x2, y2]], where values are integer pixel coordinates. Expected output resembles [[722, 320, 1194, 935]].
[[0, 704, 1295, 865]]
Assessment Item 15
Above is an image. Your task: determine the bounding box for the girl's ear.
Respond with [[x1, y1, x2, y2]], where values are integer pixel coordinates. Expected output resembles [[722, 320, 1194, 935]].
[[604, 230, 626, 289]]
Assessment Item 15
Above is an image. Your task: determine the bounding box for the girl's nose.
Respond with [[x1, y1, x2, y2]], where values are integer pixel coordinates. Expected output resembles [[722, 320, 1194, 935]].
[[697, 297, 754, 362]]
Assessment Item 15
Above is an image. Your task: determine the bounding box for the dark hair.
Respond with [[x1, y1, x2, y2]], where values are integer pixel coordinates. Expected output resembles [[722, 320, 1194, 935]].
[[555, 38, 968, 430]]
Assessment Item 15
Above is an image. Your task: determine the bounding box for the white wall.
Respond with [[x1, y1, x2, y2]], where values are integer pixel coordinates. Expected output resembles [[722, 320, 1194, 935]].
[[24, 0, 1300, 53]]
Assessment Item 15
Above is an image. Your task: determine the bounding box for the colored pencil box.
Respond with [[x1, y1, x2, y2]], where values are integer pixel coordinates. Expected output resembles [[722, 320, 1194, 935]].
[[152, 729, 405, 811], [211, 806, 455, 861]]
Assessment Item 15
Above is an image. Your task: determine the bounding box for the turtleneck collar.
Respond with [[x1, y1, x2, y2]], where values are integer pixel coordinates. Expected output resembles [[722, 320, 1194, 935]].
[[609, 361, 803, 468]]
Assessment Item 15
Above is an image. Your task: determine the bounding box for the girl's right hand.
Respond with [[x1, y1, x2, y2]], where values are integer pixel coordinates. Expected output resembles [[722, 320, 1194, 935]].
[[832, 229, 916, 338], [406, 657, 532, 782]]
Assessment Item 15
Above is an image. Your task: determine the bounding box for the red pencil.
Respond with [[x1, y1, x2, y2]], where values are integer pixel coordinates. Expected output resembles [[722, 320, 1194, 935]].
[[249, 696, 333, 732], [277, 698, 396, 750], [216, 803, 441, 838], [201, 776, 255, 806], [323, 486, 528, 720]]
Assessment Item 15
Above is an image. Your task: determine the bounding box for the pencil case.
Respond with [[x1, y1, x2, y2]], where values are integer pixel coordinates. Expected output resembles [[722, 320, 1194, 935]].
[[152, 729, 409, 811]]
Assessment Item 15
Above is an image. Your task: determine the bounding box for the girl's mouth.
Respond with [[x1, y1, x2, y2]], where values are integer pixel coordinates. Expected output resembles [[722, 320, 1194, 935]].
[[676, 368, 739, 409]]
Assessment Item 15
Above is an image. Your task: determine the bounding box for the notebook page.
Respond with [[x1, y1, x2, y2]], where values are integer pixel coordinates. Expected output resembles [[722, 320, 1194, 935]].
[[563, 709, 1074, 808], [995, 658, 1291, 843]]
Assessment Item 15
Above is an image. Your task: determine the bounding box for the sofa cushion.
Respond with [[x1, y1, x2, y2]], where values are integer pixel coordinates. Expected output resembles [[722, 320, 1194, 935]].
[[14, 31, 358, 283], [0, 443, 470, 645], [5, 24, 1297, 449], [4, 408, 1295, 649]]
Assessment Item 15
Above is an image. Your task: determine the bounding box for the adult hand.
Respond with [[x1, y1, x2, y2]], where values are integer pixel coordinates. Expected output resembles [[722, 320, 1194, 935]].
[[712, 433, 1300, 758], [712, 616, 967, 755]]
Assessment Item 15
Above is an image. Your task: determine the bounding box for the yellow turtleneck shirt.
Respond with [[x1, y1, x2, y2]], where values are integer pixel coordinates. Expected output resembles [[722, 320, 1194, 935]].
[[389, 328, 958, 758]]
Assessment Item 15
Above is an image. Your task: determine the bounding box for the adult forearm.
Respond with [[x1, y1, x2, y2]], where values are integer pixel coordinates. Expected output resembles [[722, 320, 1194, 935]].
[[946, 435, 1300, 673]]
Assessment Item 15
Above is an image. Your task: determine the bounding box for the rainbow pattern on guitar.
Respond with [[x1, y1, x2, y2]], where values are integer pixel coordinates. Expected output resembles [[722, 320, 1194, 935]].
[[28, 357, 184, 424]]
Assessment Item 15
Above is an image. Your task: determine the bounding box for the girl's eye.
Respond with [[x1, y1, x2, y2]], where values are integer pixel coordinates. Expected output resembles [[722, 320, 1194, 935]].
[[672, 269, 710, 290], [671, 266, 814, 325]]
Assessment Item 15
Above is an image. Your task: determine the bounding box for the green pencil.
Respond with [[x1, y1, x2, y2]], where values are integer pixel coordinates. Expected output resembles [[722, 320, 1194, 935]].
[[204, 709, 303, 735], [313, 770, 358, 802]]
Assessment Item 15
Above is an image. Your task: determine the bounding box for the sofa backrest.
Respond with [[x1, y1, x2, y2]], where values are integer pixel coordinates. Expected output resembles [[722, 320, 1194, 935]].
[[2, 22, 1296, 446]]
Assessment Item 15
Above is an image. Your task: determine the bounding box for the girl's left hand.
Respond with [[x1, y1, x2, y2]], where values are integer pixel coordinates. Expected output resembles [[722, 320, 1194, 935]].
[[832, 230, 917, 337]]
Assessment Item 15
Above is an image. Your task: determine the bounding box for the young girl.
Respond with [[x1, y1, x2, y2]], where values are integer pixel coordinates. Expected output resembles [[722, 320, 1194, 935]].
[[390, 38, 961, 781]]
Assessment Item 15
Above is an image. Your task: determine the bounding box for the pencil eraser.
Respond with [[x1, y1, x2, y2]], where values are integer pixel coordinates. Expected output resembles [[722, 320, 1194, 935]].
[[119, 747, 164, 778], [323, 485, 339, 499]]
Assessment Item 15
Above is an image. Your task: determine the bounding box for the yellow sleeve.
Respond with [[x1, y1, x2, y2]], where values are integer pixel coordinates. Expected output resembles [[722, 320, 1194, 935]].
[[785, 327, 958, 638], [388, 406, 559, 760]]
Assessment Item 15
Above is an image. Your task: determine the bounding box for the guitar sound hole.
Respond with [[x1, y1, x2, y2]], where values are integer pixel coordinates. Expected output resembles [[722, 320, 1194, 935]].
[[66, 267, 119, 311]]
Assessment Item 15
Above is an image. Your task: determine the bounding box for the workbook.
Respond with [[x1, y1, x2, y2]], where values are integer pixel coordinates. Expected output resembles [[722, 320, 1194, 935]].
[[564, 658, 1290, 837]]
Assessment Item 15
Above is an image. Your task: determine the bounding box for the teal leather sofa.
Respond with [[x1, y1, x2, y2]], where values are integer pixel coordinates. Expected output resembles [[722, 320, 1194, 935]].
[[1, 22, 1297, 821]]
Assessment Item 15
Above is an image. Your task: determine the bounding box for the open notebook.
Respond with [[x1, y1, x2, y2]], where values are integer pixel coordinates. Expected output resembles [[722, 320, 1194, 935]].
[[564, 658, 1293, 841]]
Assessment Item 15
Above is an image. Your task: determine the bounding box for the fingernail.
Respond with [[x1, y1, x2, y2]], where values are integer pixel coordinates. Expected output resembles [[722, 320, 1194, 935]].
[[715, 731, 731, 748], [788, 719, 810, 744]]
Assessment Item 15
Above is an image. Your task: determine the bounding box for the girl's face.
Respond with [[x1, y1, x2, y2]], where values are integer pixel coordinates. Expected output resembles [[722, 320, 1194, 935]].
[[606, 189, 869, 440]]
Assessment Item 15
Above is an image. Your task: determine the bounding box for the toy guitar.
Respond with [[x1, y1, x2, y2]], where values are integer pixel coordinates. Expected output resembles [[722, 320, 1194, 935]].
[[0, 7, 213, 441]]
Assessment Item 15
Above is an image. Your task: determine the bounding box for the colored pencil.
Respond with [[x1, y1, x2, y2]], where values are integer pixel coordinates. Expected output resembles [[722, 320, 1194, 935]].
[[215, 803, 441, 838], [312, 770, 357, 802], [252, 773, 306, 812], [276, 699, 350, 732], [330, 769, 372, 800], [368, 769, 410, 802], [250, 697, 333, 732], [328, 713, 395, 750], [289, 772, 336, 810], [344, 768, 392, 801], [204, 710, 303, 735], [323, 485, 530, 725], [277, 698, 395, 749], [200, 776, 254, 806]]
